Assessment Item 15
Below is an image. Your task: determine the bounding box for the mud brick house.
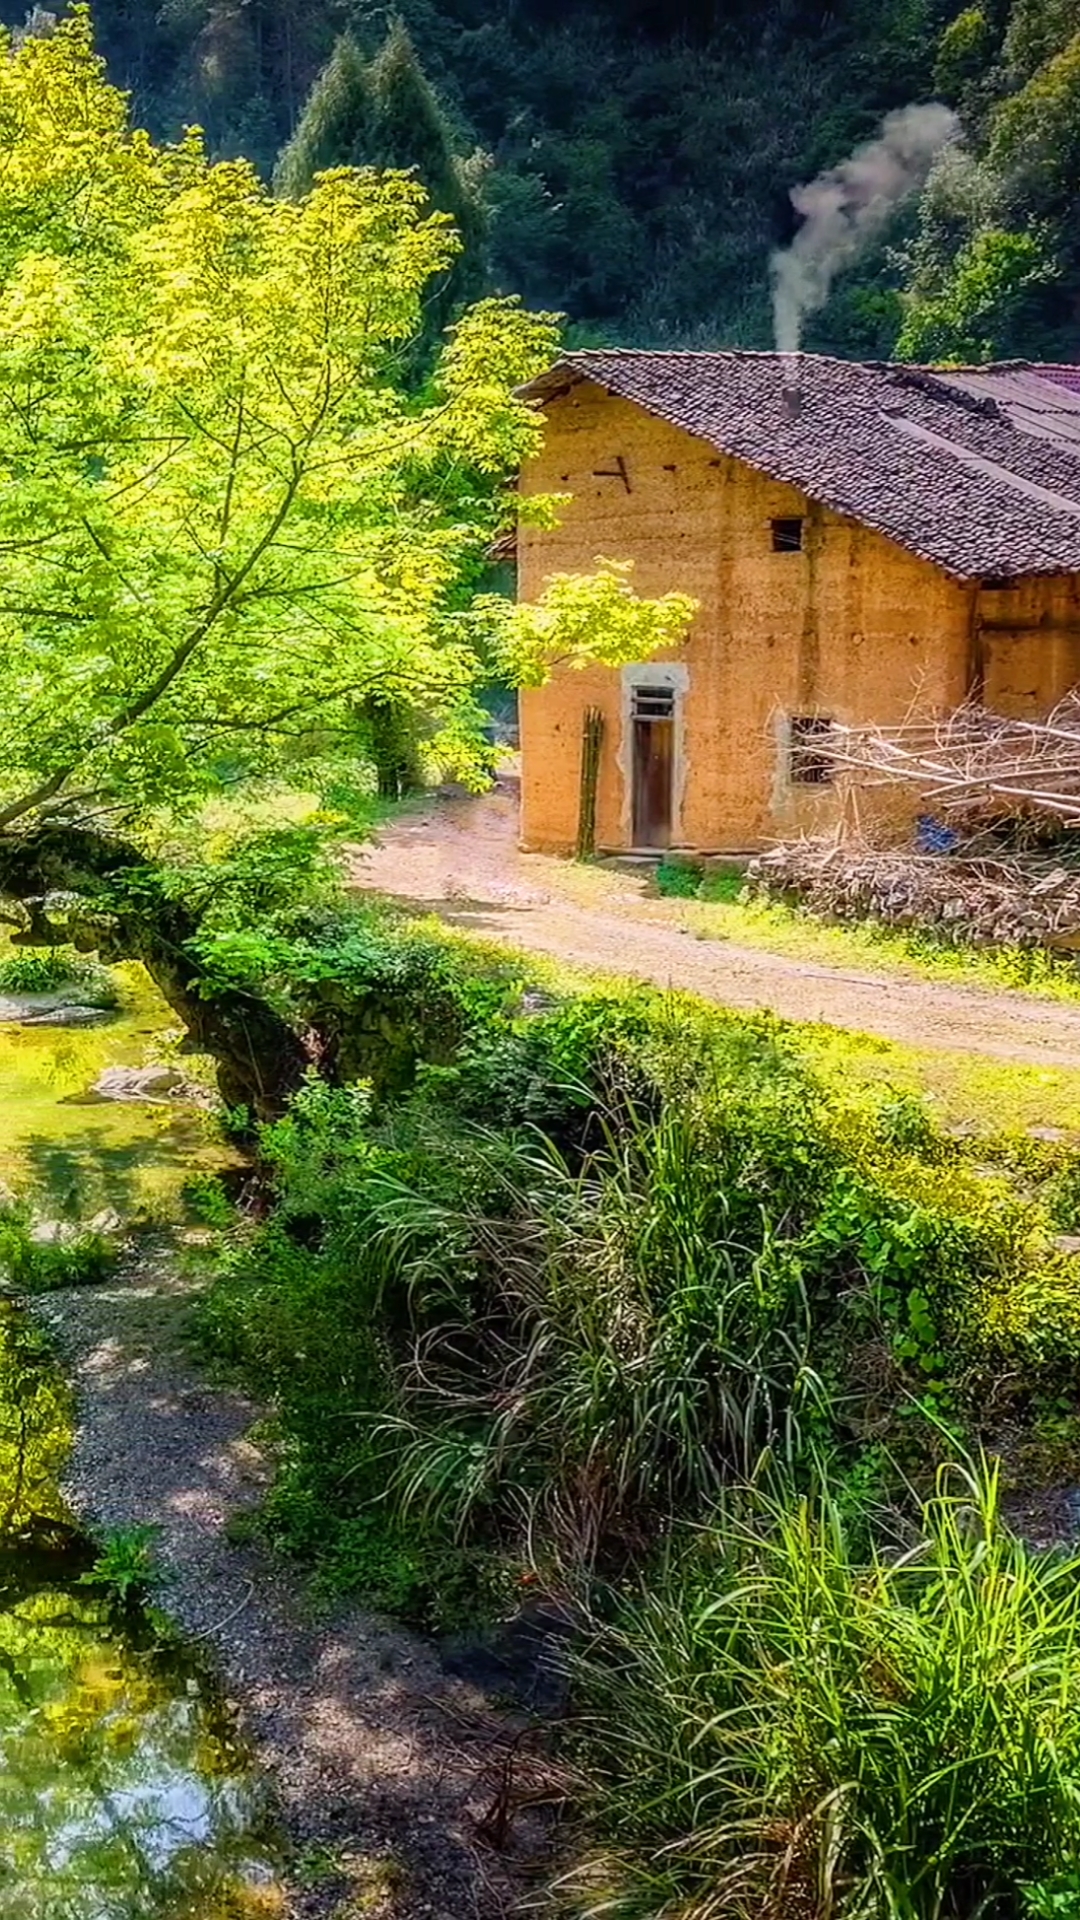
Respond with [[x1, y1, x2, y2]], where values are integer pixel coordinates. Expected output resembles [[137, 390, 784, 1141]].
[[516, 352, 1080, 854]]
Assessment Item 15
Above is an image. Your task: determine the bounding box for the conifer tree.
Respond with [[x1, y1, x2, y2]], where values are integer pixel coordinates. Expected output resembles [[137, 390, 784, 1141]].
[[276, 16, 488, 319], [273, 30, 370, 198], [367, 17, 488, 317]]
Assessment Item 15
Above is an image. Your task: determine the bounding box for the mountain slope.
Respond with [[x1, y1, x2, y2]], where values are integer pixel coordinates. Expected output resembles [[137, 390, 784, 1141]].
[[5, 1, 1079, 359]]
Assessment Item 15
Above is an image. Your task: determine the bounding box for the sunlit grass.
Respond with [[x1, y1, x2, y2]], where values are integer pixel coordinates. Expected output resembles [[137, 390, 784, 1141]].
[[791, 1022, 1080, 1134], [360, 909, 1080, 1135], [519, 850, 1080, 1006], [195, 771, 409, 848], [685, 872, 1080, 1004]]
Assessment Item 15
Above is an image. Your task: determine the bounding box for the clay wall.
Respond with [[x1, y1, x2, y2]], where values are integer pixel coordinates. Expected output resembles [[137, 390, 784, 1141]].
[[519, 380, 981, 853], [979, 576, 1080, 716]]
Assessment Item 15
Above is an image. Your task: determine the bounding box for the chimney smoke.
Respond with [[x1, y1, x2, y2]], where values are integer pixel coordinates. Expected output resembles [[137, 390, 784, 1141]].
[[770, 103, 958, 360]]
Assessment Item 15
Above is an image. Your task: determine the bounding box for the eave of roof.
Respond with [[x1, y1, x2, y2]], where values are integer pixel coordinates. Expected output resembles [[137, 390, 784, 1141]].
[[517, 351, 1080, 583]]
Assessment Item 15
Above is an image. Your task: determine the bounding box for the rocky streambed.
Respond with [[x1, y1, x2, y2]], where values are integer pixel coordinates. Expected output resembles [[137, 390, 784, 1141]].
[[0, 964, 231, 1224]]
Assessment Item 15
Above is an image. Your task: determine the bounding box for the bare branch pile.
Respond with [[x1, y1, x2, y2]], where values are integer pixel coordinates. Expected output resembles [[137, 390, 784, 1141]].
[[817, 696, 1080, 830], [745, 841, 1080, 948]]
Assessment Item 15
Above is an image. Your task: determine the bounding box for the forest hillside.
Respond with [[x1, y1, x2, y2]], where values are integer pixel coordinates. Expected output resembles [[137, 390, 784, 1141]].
[[8, 0, 1079, 361]]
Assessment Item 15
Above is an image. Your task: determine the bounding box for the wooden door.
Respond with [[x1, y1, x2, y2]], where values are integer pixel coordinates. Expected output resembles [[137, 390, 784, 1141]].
[[631, 685, 675, 848]]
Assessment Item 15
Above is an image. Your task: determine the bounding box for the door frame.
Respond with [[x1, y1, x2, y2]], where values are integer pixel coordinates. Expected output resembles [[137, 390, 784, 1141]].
[[619, 661, 689, 849]]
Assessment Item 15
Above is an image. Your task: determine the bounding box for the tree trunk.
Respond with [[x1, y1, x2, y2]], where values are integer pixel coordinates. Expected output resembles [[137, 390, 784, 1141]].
[[0, 827, 311, 1122]]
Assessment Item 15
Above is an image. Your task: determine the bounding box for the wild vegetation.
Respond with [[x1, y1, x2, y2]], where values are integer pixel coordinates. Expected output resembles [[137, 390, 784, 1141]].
[[186, 903, 1080, 1914]]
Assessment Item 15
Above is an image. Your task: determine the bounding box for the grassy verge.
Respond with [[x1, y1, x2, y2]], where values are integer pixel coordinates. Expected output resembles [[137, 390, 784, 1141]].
[[0, 945, 119, 1007], [654, 861, 1080, 1005], [791, 1022, 1080, 1135]]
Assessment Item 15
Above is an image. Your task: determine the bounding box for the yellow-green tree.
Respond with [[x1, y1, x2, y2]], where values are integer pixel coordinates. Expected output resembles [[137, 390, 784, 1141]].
[[0, 10, 694, 1111]]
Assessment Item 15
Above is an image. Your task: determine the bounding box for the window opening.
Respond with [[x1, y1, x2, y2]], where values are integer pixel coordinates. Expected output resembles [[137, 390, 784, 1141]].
[[790, 714, 834, 785], [631, 684, 676, 721], [771, 516, 804, 552]]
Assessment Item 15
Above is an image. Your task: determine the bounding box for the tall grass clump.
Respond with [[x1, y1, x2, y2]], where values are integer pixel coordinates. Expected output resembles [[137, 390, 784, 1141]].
[[367, 1105, 827, 1572], [567, 1461, 1080, 1920]]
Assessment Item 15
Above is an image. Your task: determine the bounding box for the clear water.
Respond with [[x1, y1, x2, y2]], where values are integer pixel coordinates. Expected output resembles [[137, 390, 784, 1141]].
[[0, 975, 282, 1917], [0, 1544, 282, 1919], [0, 964, 237, 1221]]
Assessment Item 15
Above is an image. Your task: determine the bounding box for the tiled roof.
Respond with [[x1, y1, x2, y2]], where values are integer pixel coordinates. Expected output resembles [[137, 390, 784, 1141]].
[[1032, 364, 1080, 399], [519, 351, 1080, 581]]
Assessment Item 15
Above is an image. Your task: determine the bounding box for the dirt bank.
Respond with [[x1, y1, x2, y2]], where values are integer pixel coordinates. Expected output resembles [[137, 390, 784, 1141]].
[[350, 778, 1080, 1073], [33, 1243, 543, 1920]]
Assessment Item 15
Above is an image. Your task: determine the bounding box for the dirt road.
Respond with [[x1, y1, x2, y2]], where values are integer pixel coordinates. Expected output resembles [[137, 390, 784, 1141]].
[[351, 778, 1080, 1072]]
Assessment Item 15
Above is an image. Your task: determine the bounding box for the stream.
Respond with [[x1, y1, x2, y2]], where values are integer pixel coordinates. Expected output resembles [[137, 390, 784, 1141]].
[[0, 967, 283, 1918], [0, 964, 235, 1221]]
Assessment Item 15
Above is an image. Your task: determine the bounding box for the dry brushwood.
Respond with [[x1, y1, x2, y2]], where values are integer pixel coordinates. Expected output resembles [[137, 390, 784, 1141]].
[[812, 695, 1080, 831], [745, 840, 1080, 949], [743, 697, 1080, 948]]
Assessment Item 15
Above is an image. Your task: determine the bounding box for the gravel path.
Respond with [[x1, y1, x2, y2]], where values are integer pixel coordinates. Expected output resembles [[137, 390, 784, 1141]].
[[350, 777, 1080, 1072], [32, 1244, 543, 1920]]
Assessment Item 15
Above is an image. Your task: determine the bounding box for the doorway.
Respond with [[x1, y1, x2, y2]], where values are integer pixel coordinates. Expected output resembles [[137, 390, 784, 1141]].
[[631, 683, 675, 848]]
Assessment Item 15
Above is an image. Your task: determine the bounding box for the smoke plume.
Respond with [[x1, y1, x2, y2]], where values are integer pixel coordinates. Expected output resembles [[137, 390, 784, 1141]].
[[771, 103, 959, 361]]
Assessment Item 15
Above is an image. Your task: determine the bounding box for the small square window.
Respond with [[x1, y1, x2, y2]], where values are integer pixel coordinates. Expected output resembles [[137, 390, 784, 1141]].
[[631, 684, 675, 720], [790, 715, 834, 786], [771, 517, 804, 552]]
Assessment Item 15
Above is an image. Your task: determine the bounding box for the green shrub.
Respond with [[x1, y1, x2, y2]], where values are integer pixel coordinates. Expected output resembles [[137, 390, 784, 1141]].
[[181, 1173, 235, 1229], [0, 947, 118, 1005], [568, 1462, 1080, 1920], [1026, 1873, 1080, 1920], [1044, 1153, 1080, 1234], [654, 858, 702, 899], [699, 865, 749, 905], [79, 1524, 161, 1605], [196, 1213, 506, 1631], [0, 1209, 116, 1293]]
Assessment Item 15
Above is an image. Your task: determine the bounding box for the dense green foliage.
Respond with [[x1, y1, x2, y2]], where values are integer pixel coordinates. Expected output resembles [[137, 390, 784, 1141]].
[[16, 0, 1080, 356], [196, 910, 1080, 1578], [275, 19, 488, 344], [191, 908, 1080, 1911], [0, 12, 543, 833], [897, 0, 1080, 358], [570, 1467, 1080, 1920]]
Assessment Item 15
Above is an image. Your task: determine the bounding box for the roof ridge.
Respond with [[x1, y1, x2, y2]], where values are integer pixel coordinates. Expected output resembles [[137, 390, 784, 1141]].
[[566, 346, 878, 368]]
